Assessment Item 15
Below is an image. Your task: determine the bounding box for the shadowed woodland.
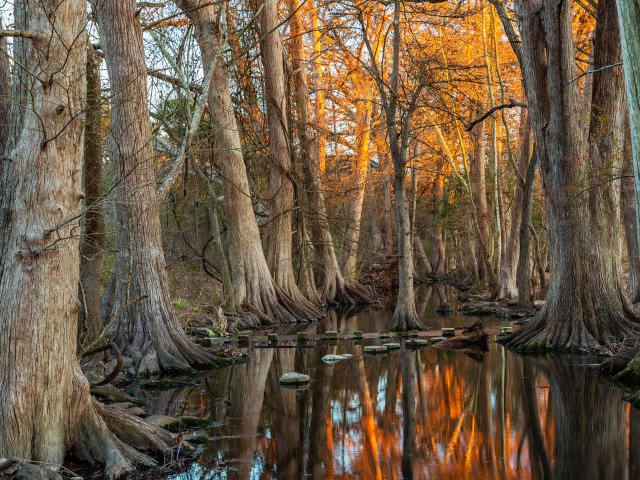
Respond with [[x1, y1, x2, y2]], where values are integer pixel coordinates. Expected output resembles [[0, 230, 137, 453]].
[[2, 0, 640, 477]]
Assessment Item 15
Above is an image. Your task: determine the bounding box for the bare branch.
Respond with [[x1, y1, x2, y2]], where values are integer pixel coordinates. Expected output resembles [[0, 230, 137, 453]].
[[466, 100, 527, 131]]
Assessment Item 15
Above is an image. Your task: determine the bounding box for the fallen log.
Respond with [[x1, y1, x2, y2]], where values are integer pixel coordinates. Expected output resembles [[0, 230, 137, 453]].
[[432, 321, 489, 352]]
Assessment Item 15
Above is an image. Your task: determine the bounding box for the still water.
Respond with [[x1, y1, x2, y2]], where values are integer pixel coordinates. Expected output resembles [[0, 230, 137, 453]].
[[138, 287, 639, 479]]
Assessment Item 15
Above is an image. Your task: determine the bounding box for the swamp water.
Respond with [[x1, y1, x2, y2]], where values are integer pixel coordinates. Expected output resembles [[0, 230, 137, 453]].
[[136, 286, 639, 479]]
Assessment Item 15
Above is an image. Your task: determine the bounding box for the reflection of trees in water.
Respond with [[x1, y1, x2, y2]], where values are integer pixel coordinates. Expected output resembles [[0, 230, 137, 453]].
[[532, 356, 628, 480], [415, 283, 450, 318], [159, 341, 637, 479]]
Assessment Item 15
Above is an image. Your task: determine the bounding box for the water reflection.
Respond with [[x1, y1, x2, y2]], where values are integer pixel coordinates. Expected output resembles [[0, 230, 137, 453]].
[[156, 337, 639, 479], [274, 284, 507, 336]]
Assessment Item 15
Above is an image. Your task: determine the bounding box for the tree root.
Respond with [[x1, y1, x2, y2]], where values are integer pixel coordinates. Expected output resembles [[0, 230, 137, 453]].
[[390, 310, 425, 332], [72, 395, 177, 479], [499, 304, 640, 354], [323, 278, 375, 307], [614, 352, 640, 385]]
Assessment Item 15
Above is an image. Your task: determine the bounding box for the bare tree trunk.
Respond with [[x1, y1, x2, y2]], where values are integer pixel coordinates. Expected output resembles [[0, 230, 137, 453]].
[[341, 95, 374, 281], [504, 0, 638, 352], [617, 0, 640, 304], [254, 0, 322, 317], [284, 0, 372, 306], [413, 233, 432, 278], [622, 119, 640, 303], [493, 110, 531, 300], [177, 0, 320, 323], [431, 163, 447, 277], [617, 0, 640, 251], [78, 45, 105, 350], [286, 0, 322, 305], [471, 103, 493, 283], [0, 1, 172, 474], [93, 0, 212, 373], [516, 146, 538, 307]]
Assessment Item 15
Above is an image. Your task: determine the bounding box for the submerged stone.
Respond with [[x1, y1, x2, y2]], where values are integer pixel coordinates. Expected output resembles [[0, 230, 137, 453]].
[[406, 339, 429, 348], [441, 328, 456, 337], [324, 330, 338, 338], [430, 336, 447, 344], [499, 327, 513, 336], [364, 345, 388, 355], [353, 330, 363, 339], [268, 333, 278, 343], [279, 372, 310, 386], [322, 354, 350, 364], [379, 330, 391, 338]]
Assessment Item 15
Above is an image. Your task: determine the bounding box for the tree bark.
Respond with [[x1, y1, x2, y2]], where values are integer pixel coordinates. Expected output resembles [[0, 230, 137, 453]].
[[622, 118, 640, 303], [93, 0, 212, 373], [493, 109, 530, 300], [286, 0, 372, 306], [254, 0, 322, 319], [176, 0, 321, 323], [504, 0, 638, 352], [617, 0, 640, 251], [341, 97, 373, 281], [0, 1, 172, 474], [78, 45, 105, 350], [471, 102, 493, 283]]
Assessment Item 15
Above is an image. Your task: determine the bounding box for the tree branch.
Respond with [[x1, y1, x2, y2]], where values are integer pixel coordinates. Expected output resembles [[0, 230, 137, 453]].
[[466, 100, 527, 131]]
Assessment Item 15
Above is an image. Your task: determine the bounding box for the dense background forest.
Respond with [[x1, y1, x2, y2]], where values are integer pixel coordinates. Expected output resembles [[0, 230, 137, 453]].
[[2, 0, 640, 477]]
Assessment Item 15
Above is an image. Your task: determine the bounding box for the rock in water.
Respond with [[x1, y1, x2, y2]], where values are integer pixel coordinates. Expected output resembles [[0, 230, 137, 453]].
[[279, 372, 310, 386], [322, 354, 349, 364], [364, 345, 388, 355]]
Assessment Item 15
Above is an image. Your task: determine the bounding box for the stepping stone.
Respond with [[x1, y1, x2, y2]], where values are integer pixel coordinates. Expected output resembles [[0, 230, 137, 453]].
[[408, 330, 419, 338], [340, 353, 354, 358], [353, 331, 363, 340], [237, 334, 249, 343], [324, 330, 338, 338], [322, 354, 348, 364], [406, 339, 429, 348], [379, 330, 391, 338], [364, 345, 388, 355], [279, 372, 310, 386], [430, 336, 447, 344], [384, 342, 401, 350], [296, 332, 309, 342], [268, 333, 278, 344], [441, 328, 456, 337], [499, 327, 513, 336]]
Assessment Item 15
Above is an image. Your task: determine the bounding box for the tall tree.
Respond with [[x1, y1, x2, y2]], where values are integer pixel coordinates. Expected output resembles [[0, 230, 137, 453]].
[[0, 0, 172, 474], [253, 0, 322, 317], [361, 0, 425, 330], [503, 0, 638, 351], [289, 1, 373, 306], [92, 0, 212, 373], [78, 45, 105, 349], [175, 0, 321, 323]]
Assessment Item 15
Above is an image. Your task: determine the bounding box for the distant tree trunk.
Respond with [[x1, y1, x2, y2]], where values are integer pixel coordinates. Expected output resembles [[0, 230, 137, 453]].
[[78, 45, 105, 350], [177, 0, 320, 322], [93, 0, 212, 373], [341, 98, 373, 281], [309, 0, 327, 175], [622, 119, 640, 303], [254, 0, 322, 317], [413, 233, 432, 278], [283, 0, 371, 306], [0, 0, 172, 473], [516, 146, 538, 307], [471, 103, 493, 283], [493, 110, 530, 300], [505, 0, 639, 352], [287, 0, 322, 305], [431, 163, 447, 276]]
